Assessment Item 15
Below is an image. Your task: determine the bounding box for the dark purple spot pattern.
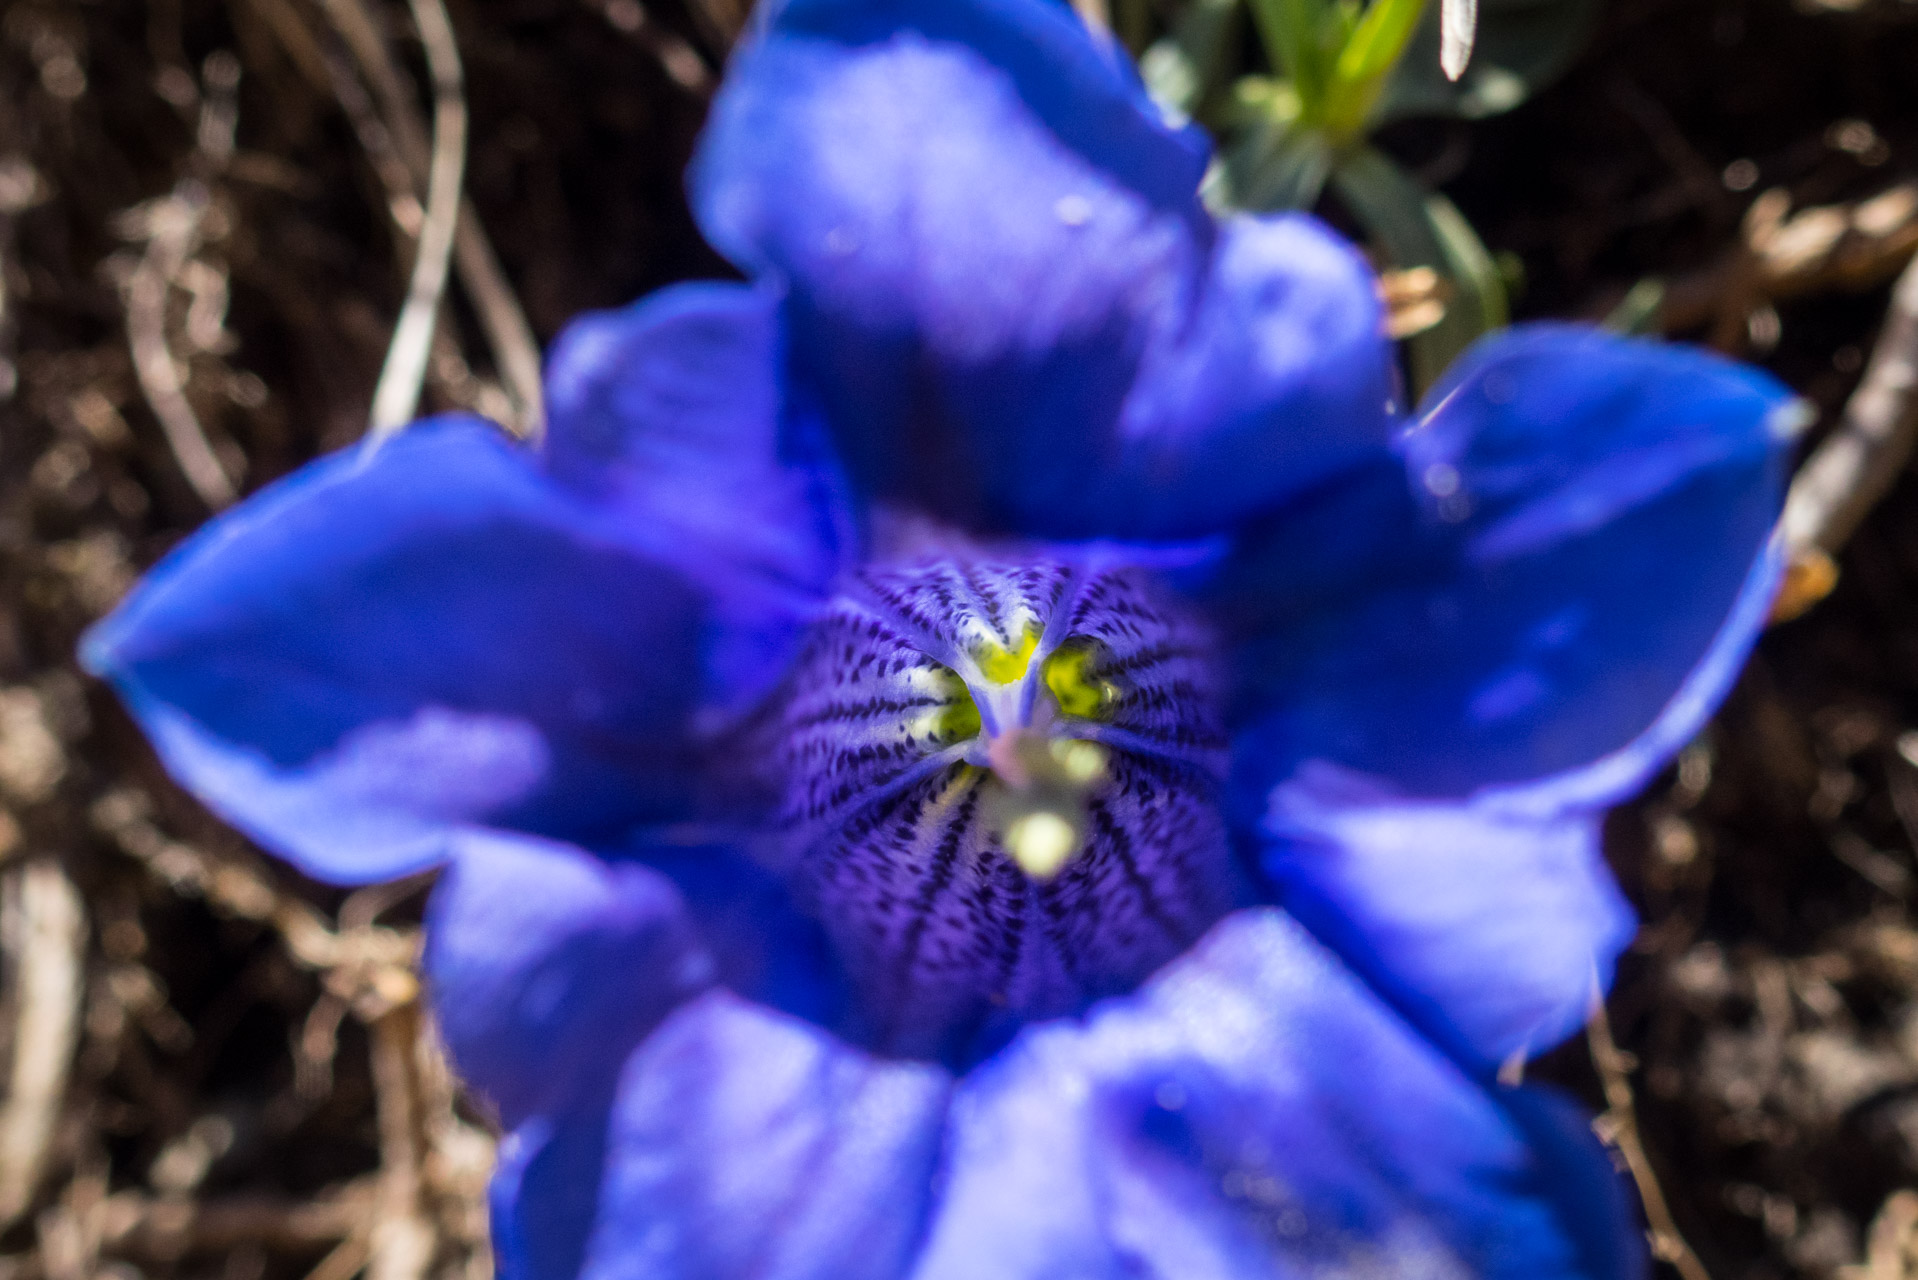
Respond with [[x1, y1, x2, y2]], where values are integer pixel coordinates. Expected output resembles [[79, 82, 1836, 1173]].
[[757, 555, 1241, 1061]]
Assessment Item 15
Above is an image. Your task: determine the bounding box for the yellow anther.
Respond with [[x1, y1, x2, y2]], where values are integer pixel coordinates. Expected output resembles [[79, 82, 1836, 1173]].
[[910, 665, 982, 744], [920, 699, 982, 744], [1004, 810, 1080, 878], [973, 626, 1041, 685], [1042, 641, 1116, 719]]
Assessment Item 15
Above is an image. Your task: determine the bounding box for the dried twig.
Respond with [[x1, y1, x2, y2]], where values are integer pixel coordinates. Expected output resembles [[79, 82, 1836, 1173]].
[[38, 1156, 111, 1280], [313, 22, 426, 243], [100, 1178, 378, 1258], [123, 197, 236, 511], [677, 0, 745, 53], [0, 157, 44, 404], [1845, 1190, 1918, 1280], [305, 1230, 376, 1280], [118, 54, 244, 510], [367, 0, 466, 440], [318, 0, 544, 437], [90, 789, 417, 998], [367, 1006, 435, 1280], [583, 0, 715, 96], [88, 789, 496, 1277], [1783, 250, 1918, 559], [1638, 183, 1918, 622], [239, 0, 336, 92], [1588, 1002, 1714, 1280], [1767, 247, 1918, 622], [1658, 183, 1918, 338], [413, 1017, 494, 1280], [1069, 0, 1112, 30], [0, 860, 88, 1228]]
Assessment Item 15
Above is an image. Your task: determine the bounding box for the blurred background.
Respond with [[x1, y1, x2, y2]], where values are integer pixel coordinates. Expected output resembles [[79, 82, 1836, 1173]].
[[1, 0, 1917, 1277]]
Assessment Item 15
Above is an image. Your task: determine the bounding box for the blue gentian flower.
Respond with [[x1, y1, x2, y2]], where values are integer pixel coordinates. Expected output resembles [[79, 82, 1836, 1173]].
[[83, 0, 1798, 1275]]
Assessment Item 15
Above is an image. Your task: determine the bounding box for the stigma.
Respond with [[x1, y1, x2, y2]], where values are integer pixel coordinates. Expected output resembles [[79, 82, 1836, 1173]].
[[924, 608, 1120, 880], [980, 730, 1108, 877]]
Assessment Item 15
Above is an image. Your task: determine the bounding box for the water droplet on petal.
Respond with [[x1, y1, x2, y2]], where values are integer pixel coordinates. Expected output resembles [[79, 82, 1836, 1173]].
[[1054, 194, 1093, 227]]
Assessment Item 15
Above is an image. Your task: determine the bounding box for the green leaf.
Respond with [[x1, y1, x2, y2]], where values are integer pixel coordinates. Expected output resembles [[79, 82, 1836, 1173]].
[[1247, 0, 1332, 111], [1243, 128, 1334, 210], [1425, 188, 1507, 331], [1603, 278, 1667, 335], [1336, 0, 1429, 85], [1320, 0, 1428, 140], [1332, 146, 1506, 394], [1213, 74, 1304, 131], [1204, 76, 1321, 212], [1378, 0, 1595, 121]]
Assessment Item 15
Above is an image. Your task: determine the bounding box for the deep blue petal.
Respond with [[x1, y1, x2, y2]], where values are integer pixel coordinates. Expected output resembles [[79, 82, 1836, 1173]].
[[83, 419, 704, 882], [492, 991, 952, 1280], [692, 0, 1393, 540], [1261, 766, 1637, 1065], [913, 908, 1640, 1280], [635, 842, 849, 1032], [1195, 325, 1790, 1065], [84, 286, 843, 884], [422, 831, 714, 1128], [1216, 325, 1793, 802], [543, 282, 851, 705], [491, 1098, 617, 1280]]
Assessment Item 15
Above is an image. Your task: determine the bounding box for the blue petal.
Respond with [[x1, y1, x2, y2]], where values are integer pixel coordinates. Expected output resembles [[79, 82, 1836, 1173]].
[[84, 285, 843, 885], [636, 842, 849, 1031], [692, 0, 1393, 540], [83, 419, 700, 881], [1262, 767, 1637, 1065], [1218, 325, 1793, 803], [913, 908, 1640, 1280], [543, 282, 851, 701], [422, 831, 714, 1128], [1197, 326, 1790, 1065], [492, 991, 952, 1280], [492, 1100, 618, 1280]]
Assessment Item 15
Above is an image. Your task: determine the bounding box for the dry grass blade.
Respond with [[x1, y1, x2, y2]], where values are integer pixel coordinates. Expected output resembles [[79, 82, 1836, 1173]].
[[1845, 1191, 1918, 1280], [318, 0, 544, 437], [1783, 250, 1918, 559], [119, 54, 245, 510], [1588, 1002, 1714, 1280], [584, 0, 715, 96], [83, 788, 501, 1276], [367, 1005, 435, 1280], [100, 1178, 378, 1258], [367, 0, 468, 440], [0, 860, 87, 1229], [1766, 247, 1918, 621], [1070, 0, 1112, 31], [123, 198, 237, 510], [1657, 183, 1918, 340], [0, 158, 42, 404], [90, 788, 417, 1000]]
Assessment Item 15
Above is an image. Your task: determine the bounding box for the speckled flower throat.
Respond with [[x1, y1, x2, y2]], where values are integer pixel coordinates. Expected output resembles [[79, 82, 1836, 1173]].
[[758, 557, 1244, 1060]]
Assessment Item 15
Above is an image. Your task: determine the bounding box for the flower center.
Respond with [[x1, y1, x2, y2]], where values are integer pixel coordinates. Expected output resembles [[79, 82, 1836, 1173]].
[[756, 556, 1241, 1061]]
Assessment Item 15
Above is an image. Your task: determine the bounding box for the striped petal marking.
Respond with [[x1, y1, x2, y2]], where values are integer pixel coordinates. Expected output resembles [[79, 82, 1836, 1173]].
[[759, 556, 1242, 1061]]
